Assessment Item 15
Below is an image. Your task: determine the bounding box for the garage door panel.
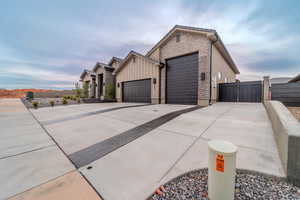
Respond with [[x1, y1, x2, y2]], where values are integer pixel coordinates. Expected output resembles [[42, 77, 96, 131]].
[[123, 79, 151, 103], [167, 53, 198, 105]]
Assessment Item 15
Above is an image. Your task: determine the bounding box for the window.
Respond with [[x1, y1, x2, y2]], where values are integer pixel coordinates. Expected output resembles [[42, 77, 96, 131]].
[[218, 72, 222, 80], [176, 33, 180, 42]]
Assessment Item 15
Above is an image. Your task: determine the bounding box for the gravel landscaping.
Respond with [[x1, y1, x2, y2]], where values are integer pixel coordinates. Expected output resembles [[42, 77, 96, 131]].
[[21, 97, 81, 108], [149, 169, 300, 200]]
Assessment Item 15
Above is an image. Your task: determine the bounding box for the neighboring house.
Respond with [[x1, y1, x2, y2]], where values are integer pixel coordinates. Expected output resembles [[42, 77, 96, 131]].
[[80, 69, 96, 98], [92, 62, 117, 100], [289, 74, 300, 83], [270, 77, 292, 85], [108, 56, 123, 71], [79, 57, 123, 100], [114, 25, 239, 106]]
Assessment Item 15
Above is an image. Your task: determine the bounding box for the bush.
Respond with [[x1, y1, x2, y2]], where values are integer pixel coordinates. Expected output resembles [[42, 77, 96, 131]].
[[75, 88, 83, 98], [62, 99, 68, 105], [49, 100, 55, 107], [83, 82, 89, 98], [71, 96, 77, 101], [105, 83, 115, 100], [77, 97, 81, 103], [32, 101, 39, 109]]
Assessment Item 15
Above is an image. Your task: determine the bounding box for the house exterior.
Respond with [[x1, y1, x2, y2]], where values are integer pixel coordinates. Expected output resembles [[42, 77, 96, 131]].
[[79, 57, 122, 100], [114, 25, 239, 106], [92, 62, 116, 100], [80, 69, 96, 98], [289, 74, 300, 83]]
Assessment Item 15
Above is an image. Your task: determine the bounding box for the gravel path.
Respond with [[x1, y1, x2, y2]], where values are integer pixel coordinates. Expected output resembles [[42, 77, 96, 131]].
[[149, 169, 300, 200]]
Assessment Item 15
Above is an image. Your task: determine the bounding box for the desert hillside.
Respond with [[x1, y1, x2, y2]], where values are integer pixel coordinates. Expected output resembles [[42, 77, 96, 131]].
[[0, 89, 52, 98]]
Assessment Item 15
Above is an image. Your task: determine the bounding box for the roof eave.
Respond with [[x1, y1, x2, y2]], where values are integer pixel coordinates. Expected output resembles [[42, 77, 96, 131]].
[[114, 51, 160, 74], [289, 74, 300, 83]]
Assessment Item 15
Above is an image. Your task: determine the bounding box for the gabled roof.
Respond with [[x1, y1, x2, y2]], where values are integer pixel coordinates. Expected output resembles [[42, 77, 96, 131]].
[[146, 25, 239, 74], [80, 69, 94, 81], [108, 56, 123, 66], [289, 74, 300, 83], [114, 50, 161, 74], [92, 62, 114, 72]]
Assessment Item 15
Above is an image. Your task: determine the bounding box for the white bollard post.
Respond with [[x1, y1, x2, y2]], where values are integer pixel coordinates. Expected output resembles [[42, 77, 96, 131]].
[[208, 140, 238, 200]]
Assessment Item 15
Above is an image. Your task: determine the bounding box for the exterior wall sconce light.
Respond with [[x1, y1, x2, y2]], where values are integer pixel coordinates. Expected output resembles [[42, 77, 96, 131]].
[[153, 78, 157, 84], [117, 83, 120, 88]]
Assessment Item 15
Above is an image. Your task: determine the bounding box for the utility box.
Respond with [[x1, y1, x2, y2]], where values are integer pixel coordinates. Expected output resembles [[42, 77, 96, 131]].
[[26, 91, 34, 99], [208, 140, 238, 200]]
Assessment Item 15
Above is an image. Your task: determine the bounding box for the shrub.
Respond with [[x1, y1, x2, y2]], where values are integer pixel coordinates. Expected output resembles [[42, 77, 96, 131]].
[[77, 97, 81, 103], [49, 100, 55, 107], [71, 96, 77, 101], [75, 88, 83, 98], [105, 83, 115, 100], [83, 82, 89, 98], [62, 99, 68, 105], [32, 101, 39, 109]]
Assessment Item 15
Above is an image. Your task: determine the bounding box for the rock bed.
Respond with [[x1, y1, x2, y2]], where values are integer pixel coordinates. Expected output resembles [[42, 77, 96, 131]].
[[150, 169, 300, 200]]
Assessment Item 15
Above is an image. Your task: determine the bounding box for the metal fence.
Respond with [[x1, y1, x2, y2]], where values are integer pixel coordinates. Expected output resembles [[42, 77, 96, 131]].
[[271, 83, 300, 106]]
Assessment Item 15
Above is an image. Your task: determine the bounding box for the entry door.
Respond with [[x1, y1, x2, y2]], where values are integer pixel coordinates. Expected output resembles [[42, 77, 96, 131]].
[[123, 79, 151, 103], [98, 74, 103, 98], [166, 53, 199, 105]]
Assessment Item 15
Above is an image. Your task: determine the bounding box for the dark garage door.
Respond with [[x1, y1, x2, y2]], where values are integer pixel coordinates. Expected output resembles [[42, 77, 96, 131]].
[[219, 81, 262, 102], [166, 53, 198, 105], [123, 79, 151, 103]]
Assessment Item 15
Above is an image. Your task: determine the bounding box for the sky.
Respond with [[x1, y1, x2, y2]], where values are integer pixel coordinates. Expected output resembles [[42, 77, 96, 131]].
[[0, 0, 299, 89]]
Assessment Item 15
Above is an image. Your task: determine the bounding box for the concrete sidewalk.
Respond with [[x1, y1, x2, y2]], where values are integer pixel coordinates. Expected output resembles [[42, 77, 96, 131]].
[[0, 99, 74, 199], [80, 103, 284, 200]]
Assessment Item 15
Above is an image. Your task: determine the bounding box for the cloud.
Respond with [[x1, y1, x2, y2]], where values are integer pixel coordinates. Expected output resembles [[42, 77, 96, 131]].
[[0, 0, 299, 88]]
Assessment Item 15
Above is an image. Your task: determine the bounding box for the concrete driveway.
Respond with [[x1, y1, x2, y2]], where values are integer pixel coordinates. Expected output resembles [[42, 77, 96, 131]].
[[1, 100, 283, 200], [78, 103, 283, 200]]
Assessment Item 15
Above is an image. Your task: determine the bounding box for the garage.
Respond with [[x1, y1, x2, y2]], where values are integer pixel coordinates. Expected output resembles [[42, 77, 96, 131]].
[[123, 79, 151, 103], [166, 53, 199, 105]]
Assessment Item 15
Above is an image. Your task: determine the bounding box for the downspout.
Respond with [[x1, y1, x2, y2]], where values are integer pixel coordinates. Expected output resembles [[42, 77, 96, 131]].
[[158, 63, 164, 104], [209, 33, 219, 105]]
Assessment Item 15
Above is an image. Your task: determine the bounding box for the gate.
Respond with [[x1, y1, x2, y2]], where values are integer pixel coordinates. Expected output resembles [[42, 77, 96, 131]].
[[219, 81, 262, 102]]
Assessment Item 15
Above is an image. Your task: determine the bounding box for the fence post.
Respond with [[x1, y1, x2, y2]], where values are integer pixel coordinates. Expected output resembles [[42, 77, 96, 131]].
[[263, 76, 270, 102]]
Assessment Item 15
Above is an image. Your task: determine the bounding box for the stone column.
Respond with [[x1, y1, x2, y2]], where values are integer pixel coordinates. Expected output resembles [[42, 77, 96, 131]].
[[263, 76, 270, 102]]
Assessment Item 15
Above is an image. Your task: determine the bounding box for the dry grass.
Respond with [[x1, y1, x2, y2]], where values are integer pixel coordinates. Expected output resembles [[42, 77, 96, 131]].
[[288, 107, 300, 122]]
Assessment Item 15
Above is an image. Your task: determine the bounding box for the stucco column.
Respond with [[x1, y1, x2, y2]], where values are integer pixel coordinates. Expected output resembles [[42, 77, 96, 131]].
[[263, 76, 270, 102]]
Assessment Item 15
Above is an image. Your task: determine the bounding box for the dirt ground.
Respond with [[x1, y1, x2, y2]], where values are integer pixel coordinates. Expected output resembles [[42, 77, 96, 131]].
[[0, 89, 51, 98], [288, 107, 300, 122]]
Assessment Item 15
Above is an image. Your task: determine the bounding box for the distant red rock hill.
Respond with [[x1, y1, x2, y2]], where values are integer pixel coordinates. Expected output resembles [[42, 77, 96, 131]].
[[0, 89, 52, 98]]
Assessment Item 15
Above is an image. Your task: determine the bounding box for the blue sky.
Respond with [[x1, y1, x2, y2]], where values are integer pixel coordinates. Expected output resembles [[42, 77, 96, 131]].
[[0, 0, 299, 89]]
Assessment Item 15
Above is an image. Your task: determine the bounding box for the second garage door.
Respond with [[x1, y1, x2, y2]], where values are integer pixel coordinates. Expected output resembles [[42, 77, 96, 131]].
[[123, 79, 151, 103], [166, 53, 199, 105]]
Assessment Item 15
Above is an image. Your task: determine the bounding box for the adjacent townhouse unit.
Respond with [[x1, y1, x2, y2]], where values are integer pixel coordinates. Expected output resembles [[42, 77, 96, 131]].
[[80, 69, 96, 98], [79, 57, 122, 100], [113, 25, 239, 106]]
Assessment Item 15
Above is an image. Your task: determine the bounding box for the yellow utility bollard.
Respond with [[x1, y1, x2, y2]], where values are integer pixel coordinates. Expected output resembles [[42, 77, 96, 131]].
[[208, 140, 238, 200]]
